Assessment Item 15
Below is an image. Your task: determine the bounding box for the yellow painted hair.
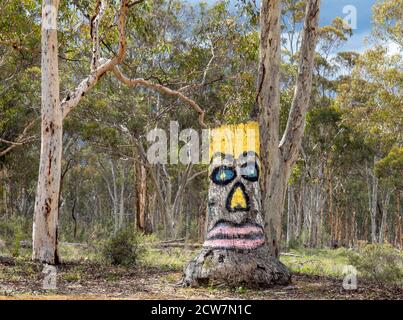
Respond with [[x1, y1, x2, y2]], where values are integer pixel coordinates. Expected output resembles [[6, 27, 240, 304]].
[[209, 121, 260, 159]]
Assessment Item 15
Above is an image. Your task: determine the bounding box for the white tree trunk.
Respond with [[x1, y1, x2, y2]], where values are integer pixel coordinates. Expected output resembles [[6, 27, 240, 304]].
[[32, 0, 62, 264]]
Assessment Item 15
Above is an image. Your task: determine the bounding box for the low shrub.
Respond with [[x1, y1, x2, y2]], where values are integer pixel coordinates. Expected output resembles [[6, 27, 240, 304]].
[[0, 216, 29, 257], [347, 244, 403, 286], [102, 228, 145, 267]]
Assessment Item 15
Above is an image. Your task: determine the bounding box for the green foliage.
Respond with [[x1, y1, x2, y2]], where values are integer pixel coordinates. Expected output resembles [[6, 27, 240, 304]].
[[0, 216, 30, 257], [141, 247, 196, 271], [375, 146, 403, 189], [102, 229, 145, 267], [372, 0, 403, 47], [63, 271, 82, 283], [287, 237, 302, 250], [337, 46, 402, 152], [280, 248, 350, 278], [347, 244, 403, 285]]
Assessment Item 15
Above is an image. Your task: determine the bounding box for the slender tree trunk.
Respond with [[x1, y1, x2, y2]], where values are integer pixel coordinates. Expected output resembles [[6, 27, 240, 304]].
[[395, 192, 402, 248], [346, 211, 350, 247], [286, 184, 294, 248], [379, 190, 391, 243], [365, 158, 379, 243], [165, 204, 174, 239], [308, 186, 315, 247], [108, 160, 120, 232], [335, 204, 340, 245], [198, 201, 206, 243], [295, 186, 302, 241], [135, 159, 148, 232], [371, 161, 378, 243], [2, 170, 9, 216], [118, 168, 125, 230], [71, 198, 77, 239], [185, 208, 190, 242], [352, 211, 357, 247], [397, 214, 402, 249], [363, 214, 368, 242], [32, 0, 62, 264], [326, 167, 334, 245]]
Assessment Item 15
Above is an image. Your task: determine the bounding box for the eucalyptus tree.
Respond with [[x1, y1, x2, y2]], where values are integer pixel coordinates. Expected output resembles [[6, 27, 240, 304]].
[[257, 0, 321, 258], [33, 0, 205, 264], [336, 46, 402, 243]]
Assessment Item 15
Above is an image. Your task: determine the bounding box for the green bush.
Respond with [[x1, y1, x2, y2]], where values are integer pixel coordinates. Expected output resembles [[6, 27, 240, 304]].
[[102, 228, 145, 267], [347, 244, 403, 286], [0, 216, 29, 257], [287, 237, 302, 250]]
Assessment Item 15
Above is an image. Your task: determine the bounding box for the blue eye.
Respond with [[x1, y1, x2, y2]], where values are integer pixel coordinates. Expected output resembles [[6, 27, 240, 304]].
[[211, 166, 236, 185], [241, 163, 259, 181]]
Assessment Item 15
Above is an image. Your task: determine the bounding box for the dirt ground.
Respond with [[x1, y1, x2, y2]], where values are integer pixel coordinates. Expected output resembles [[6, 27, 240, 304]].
[[0, 256, 402, 300]]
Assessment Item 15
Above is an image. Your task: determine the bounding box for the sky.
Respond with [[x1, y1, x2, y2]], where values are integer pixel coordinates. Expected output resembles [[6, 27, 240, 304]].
[[319, 0, 375, 52], [187, 0, 393, 54], [312, 0, 398, 54]]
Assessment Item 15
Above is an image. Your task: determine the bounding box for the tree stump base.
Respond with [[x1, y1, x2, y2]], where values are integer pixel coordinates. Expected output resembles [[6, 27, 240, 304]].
[[182, 246, 291, 289]]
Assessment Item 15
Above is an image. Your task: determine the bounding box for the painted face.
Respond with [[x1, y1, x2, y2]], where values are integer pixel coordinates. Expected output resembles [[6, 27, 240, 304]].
[[204, 122, 265, 251]]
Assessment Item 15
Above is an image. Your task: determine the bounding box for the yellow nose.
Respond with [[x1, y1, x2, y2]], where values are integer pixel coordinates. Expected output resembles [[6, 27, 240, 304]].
[[230, 186, 247, 209]]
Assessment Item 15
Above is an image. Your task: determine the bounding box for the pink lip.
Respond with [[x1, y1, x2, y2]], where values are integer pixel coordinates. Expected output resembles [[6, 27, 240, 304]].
[[203, 238, 265, 249], [207, 225, 264, 238]]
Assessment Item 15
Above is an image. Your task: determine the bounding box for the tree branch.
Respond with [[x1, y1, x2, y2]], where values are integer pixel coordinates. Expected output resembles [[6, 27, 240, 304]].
[[61, 0, 130, 118], [90, 0, 107, 71], [279, 0, 321, 166], [186, 169, 208, 186], [0, 118, 39, 157], [112, 65, 207, 128]]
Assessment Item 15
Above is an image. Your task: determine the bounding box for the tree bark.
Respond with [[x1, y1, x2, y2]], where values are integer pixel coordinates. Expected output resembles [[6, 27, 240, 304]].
[[366, 157, 379, 243], [327, 167, 334, 245], [379, 189, 392, 243], [1, 167, 10, 216], [258, 0, 321, 257], [398, 214, 402, 248], [257, 0, 282, 257], [118, 166, 126, 230], [32, 0, 131, 263], [183, 122, 291, 288], [395, 192, 402, 248], [183, 246, 291, 289], [286, 184, 294, 248], [32, 0, 62, 264], [135, 159, 148, 232]]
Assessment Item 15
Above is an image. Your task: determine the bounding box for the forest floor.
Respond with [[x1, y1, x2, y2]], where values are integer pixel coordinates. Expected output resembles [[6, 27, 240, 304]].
[[0, 246, 402, 300]]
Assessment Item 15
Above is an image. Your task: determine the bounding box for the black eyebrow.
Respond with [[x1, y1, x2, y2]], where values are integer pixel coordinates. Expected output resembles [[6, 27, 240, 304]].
[[210, 152, 235, 164], [238, 151, 259, 161]]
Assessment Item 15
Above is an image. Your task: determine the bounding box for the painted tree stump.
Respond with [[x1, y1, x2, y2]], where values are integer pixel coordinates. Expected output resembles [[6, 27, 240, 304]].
[[182, 122, 291, 288]]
